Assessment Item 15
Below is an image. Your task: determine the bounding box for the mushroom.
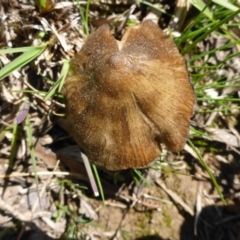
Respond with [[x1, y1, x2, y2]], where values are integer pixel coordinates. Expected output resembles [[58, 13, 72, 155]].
[[63, 20, 195, 171]]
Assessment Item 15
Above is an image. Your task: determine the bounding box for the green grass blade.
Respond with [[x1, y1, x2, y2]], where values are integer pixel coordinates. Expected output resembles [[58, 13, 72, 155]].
[[133, 169, 152, 187], [182, 9, 240, 54], [0, 46, 46, 54], [188, 41, 239, 63], [92, 164, 105, 205], [188, 139, 226, 204], [44, 60, 70, 100], [84, 0, 91, 36], [76, 0, 89, 36], [135, 0, 172, 16], [0, 45, 47, 81], [58, 61, 70, 92]]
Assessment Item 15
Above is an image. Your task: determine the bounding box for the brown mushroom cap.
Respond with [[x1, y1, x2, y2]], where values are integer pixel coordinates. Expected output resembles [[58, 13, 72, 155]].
[[63, 20, 195, 171]]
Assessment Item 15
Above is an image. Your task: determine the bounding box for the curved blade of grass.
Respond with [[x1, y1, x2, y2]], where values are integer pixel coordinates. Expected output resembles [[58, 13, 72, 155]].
[[197, 97, 240, 102], [75, 0, 90, 36], [44, 60, 70, 100], [84, 0, 91, 36], [11, 89, 47, 96], [190, 127, 212, 138], [58, 60, 70, 92], [135, 0, 172, 17], [188, 41, 239, 63], [0, 46, 47, 54], [0, 44, 47, 81], [188, 139, 226, 204], [175, 2, 213, 47], [133, 169, 152, 187], [182, 9, 240, 54]]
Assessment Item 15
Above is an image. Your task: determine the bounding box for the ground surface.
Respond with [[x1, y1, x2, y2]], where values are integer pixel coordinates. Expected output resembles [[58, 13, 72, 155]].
[[0, 0, 240, 240]]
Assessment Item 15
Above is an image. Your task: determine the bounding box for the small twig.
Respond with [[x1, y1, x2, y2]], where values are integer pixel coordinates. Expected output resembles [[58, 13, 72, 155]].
[[16, 223, 26, 240], [82, 154, 99, 197], [0, 198, 27, 222], [117, 4, 136, 33], [194, 181, 203, 236], [155, 179, 194, 216], [184, 143, 198, 159], [0, 171, 84, 179], [31, 160, 60, 216], [215, 214, 240, 225], [23, 79, 65, 108], [117, 193, 162, 210]]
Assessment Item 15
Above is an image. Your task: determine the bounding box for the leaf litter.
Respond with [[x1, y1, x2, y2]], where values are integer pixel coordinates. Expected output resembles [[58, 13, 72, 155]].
[[0, 0, 240, 239]]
